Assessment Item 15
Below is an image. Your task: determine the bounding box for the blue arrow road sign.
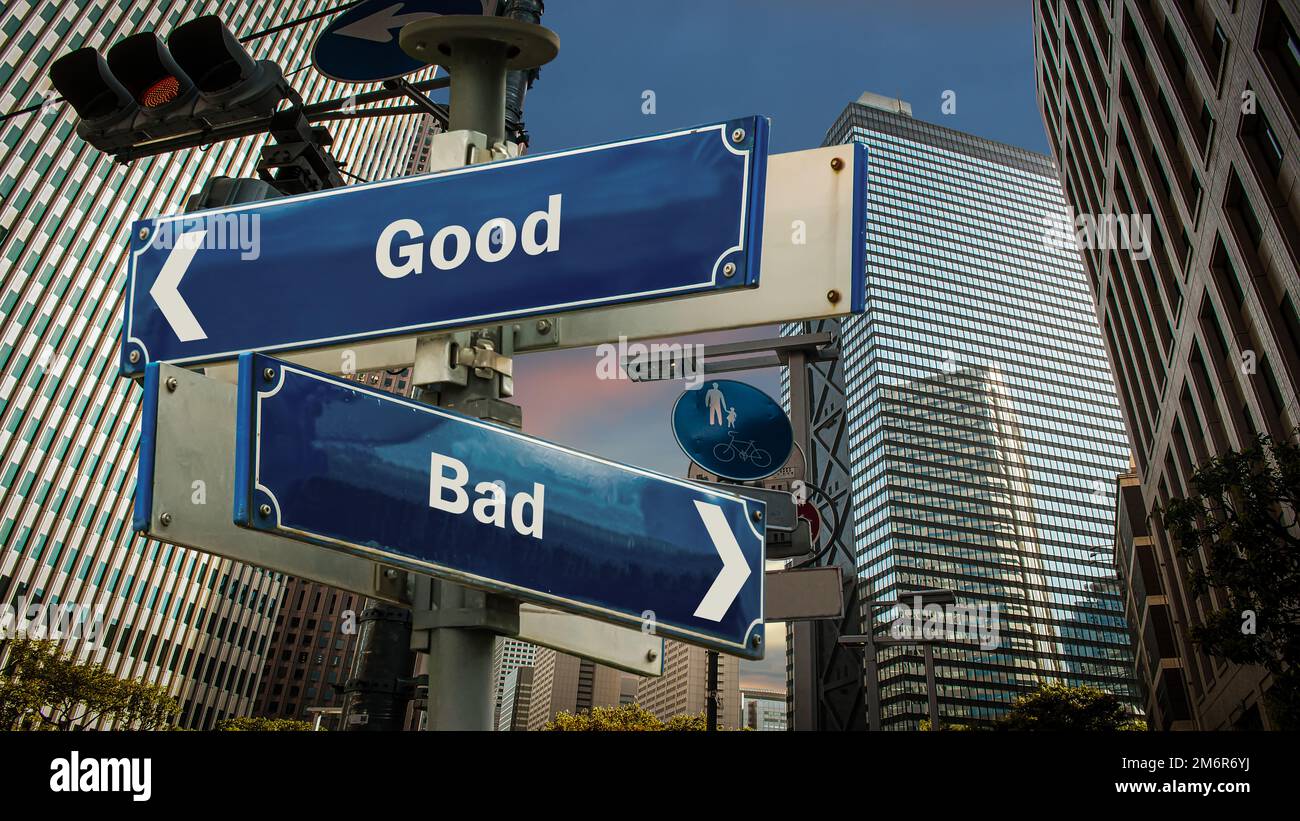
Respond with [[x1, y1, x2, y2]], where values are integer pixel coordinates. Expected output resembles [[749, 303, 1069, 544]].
[[672, 379, 794, 482], [312, 0, 495, 83], [121, 116, 768, 378], [228, 354, 767, 657]]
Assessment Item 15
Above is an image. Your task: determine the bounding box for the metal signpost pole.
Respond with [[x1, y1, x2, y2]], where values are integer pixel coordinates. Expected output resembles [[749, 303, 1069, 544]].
[[706, 650, 719, 731], [397, 11, 559, 731], [785, 347, 819, 731], [864, 606, 881, 731]]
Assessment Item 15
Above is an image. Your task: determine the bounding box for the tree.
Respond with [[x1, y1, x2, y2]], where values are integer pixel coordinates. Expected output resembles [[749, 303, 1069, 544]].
[[1162, 429, 1300, 729], [542, 703, 706, 731], [215, 716, 316, 731], [662, 711, 707, 731], [0, 639, 179, 730], [993, 683, 1145, 731]]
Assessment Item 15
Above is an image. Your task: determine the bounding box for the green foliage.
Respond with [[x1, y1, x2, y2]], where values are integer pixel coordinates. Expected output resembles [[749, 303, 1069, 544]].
[[662, 711, 707, 731], [214, 715, 316, 732], [992, 683, 1145, 731], [543, 703, 707, 731], [1162, 429, 1300, 729], [918, 719, 980, 731], [0, 639, 179, 730]]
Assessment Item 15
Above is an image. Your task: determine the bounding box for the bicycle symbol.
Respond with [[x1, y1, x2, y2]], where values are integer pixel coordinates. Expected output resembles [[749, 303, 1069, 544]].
[[712, 432, 772, 468]]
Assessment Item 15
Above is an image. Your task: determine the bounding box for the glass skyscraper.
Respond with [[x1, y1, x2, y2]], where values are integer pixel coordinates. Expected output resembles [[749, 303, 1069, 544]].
[[0, 0, 432, 728], [803, 93, 1140, 728]]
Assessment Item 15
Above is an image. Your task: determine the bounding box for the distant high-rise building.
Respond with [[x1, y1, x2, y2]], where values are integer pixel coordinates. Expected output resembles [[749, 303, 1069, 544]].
[[635, 640, 741, 729], [619, 676, 637, 706], [0, 2, 436, 728], [1035, 0, 1299, 729], [497, 665, 533, 732], [490, 637, 536, 729], [741, 689, 788, 731], [251, 579, 361, 724], [526, 646, 623, 730], [792, 93, 1140, 729]]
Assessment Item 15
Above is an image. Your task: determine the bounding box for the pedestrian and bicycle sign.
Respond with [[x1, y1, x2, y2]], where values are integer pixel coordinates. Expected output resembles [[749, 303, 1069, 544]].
[[231, 354, 767, 657], [121, 116, 769, 377], [671, 379, 794, 482]]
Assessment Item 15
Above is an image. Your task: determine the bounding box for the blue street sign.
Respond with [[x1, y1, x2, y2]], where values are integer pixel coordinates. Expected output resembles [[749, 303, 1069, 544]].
[[672, 379, 794, 482], [121, 116, 768, 377], [312, 0, 495, 83], [229, 354, 766, 657]]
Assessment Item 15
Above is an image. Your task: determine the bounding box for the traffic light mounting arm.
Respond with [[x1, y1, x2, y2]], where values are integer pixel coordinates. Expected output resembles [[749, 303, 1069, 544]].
[[48, 15, 452, 193]]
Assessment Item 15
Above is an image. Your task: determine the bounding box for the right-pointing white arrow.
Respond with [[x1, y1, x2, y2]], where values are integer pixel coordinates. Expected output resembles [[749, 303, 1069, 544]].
[[149, 228, 208, 343], [693, 500, 752, 622]]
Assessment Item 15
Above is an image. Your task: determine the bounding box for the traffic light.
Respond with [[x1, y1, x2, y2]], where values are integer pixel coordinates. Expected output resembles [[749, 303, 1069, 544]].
[[47, 47, 140, 153], [105, 30, 198, 143], [167, 16, 286, 127], [48, 15, 287, 156]]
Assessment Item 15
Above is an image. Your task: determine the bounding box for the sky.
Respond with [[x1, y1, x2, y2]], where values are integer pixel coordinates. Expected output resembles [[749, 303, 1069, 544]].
[[511, 0, 1049, 465], [417, 0, 1051, 691]]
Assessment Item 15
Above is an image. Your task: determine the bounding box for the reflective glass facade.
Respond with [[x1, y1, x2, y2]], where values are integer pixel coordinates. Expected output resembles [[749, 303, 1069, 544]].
[[0, 0, 431, 728], [815, 99, 1140, 728]]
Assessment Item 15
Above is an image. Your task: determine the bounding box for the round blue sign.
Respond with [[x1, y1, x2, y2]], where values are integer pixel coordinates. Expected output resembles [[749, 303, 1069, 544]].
[[312, 0, 495, 84], [671, 380, 794, 482]]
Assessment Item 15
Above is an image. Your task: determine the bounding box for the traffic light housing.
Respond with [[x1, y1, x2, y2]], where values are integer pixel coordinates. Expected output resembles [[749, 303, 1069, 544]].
[[47, 47, 140, 153], [48, 15, 287, 156], [106, 31, 199, 142], [168, 16, 286, 127]]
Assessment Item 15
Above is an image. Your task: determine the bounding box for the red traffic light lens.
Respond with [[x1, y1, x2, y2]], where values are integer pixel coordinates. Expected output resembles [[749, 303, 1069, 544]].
[[139, 76, 180, 107]]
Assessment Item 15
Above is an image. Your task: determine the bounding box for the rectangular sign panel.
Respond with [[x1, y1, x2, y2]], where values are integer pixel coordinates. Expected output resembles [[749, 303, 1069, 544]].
[[133, 361, 663, 676], [524, 141, 867, 351], [231, 354, 767, 657], [122, 117, 768, 377], [764, 567, 844, 622], [196, 142, 866, 383]]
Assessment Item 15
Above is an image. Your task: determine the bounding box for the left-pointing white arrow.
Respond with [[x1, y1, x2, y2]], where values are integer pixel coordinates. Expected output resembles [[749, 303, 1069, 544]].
[[335, 3, 435, 43], [693, 500, 752, 622], [149, 228, 208, 343]]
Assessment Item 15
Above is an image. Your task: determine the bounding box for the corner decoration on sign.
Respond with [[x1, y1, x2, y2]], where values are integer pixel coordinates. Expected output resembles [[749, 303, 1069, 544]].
[[121, 116, 769, 377], [232, 354, 766, 658]]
